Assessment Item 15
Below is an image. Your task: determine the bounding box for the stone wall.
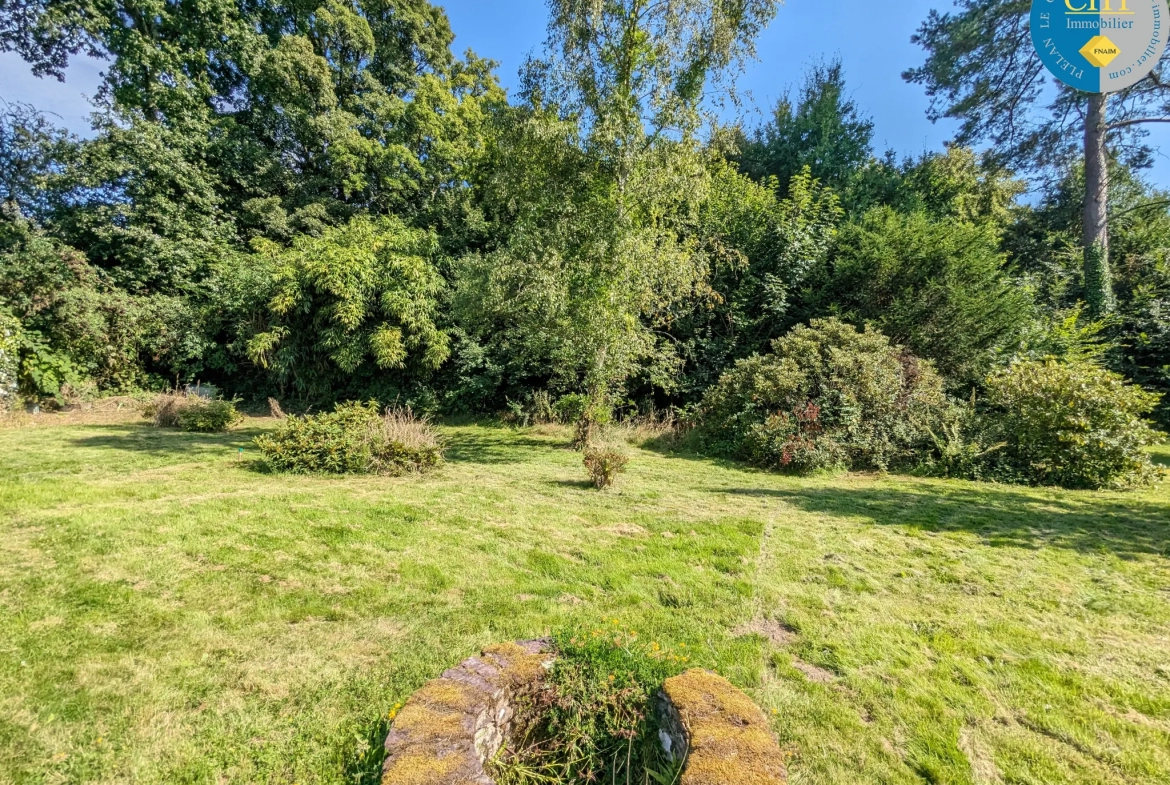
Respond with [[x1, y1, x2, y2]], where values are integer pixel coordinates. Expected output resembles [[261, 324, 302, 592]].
[[381, 640, 553, 785], [381, 644, 786, 785], [660, 668, 787, 785]]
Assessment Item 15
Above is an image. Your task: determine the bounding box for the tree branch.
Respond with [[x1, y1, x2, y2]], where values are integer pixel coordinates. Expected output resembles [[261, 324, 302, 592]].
[[1110, 199, 1170, 220], [1105, 116, 1170, 130]]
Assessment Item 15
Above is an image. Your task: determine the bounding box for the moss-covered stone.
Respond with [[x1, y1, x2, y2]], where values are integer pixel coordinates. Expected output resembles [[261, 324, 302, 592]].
[[382, 640, 552, 785], [662, 668, 786, 785]]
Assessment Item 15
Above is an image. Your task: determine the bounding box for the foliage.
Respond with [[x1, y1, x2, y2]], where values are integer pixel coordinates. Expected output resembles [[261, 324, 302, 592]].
[[803, 206, 1032, 384], [458, 0, 780, 413], [0, 208, 205, 396], [697, 318, 947, 473], [982, 359, 1165, 489], [737, 59, 874, 194], [178, 398, 244, 433], [916, 396, 1006, 481], [583, 437, 630, 490], [673, 165, 842, 397], [0, 306, 20, 408], [242, 216, 449, 399], [254, 401, 442, 475], [553, 393, 589, 425], [1006, 165, 1170, 425], [455, 106, 711, 409], [0, 100, 75, 220], [493, 626, 686, 785], [144, 392, 242, 433]]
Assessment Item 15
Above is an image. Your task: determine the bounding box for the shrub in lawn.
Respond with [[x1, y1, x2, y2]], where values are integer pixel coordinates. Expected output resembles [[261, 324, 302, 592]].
[[491, 627, 686, 785], [918, 399, 1007, 482], [178, 398, 244, 433], [144, 392, 243, 432], [980, 359, 1164, 489], [502, 390, 560, 427], [583, 436, 629, 489], [254, 401, 441, 475], [529, 390, 556, 424], [696, 318, 947, 473]]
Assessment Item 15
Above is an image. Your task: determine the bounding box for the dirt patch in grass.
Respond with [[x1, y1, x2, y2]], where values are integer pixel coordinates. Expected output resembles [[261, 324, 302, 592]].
[[736, 618, 798, 647], [790, 658, 836, 683]]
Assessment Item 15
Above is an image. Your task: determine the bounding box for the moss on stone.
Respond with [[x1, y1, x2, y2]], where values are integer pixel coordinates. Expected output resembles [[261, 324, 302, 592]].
[[663, 668, 786, 785], [381, 749, 475, 785], [483, 641, 548, 687]]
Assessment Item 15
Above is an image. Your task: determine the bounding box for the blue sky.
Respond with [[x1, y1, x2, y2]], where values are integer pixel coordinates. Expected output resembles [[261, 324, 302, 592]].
[[3, 0, 1170, 185]]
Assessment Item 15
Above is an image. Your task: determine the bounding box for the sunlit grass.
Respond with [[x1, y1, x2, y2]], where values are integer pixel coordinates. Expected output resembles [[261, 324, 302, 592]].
[[0, 420, 1167, 783]]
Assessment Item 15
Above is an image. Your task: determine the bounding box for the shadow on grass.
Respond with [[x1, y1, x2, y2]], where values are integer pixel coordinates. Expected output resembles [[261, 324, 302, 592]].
[[549, 478, 595, 490], [441, 428, 558, 465], [717, 483, 1170, 558], [69, 424, 263, 455]]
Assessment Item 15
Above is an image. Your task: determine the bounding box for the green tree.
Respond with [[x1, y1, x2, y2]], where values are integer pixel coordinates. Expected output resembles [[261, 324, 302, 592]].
[[1006, 164, 1170, 423], [802, 205, 1032, 384], [239, 215, 449, 400], [671, 164, 842, 397], [457, 0, 779, 416], [738, 59, 874, 194], [0, 100, 75, 219], [904, 0, 1170, 317]]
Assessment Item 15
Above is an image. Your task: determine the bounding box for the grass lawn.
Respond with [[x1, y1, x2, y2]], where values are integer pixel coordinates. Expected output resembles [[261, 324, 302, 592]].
[[1, 418, 1168, 784]]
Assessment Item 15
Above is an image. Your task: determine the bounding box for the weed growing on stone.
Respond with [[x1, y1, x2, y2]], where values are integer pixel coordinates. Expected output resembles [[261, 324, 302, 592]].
[[491, 624, 689, 785]]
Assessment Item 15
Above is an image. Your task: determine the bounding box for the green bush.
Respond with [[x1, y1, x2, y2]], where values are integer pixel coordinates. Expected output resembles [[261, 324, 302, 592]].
[[0, 307, 20, 409], [553, 393, 589, 424], [981, 359, 1164, 489], [177, 398, 244, 433], [696, 318, 947, 473], [805, 206, 1031, 384], [144, 392, 243, 432], [254, 401, 442, 475]]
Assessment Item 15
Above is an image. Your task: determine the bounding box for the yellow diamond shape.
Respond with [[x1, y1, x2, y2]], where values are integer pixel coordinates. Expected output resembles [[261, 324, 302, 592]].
[[1080, 35, 1121, 68]]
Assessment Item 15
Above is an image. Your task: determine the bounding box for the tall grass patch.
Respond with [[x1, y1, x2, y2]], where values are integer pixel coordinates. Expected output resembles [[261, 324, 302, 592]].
[[490, 627, 687, 785]]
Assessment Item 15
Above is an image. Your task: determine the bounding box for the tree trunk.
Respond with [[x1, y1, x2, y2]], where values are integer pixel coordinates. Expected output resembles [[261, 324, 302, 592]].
[[1083, 92, 1115, 317]]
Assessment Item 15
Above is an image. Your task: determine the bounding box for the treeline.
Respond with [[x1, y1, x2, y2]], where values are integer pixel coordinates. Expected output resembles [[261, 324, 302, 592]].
[[0, 0, 1168, 432]]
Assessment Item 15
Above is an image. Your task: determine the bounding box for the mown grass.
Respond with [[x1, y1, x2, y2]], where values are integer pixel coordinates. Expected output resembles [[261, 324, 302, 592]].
[[0, 420, 1168, 784]]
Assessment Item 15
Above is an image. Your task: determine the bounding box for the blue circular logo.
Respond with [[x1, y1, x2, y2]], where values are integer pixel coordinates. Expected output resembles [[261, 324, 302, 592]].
[[1031, 0, 1169, 92]]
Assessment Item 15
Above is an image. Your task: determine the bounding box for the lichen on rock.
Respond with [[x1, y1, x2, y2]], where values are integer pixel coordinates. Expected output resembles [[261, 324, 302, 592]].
[[660, 668, 786, 785]]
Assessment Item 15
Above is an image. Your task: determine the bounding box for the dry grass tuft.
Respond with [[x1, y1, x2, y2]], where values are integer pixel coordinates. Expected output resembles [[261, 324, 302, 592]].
[[143, 392, 242, 432], [143, 392, 194, 428], [615, 409, 686, 448], [378, 407, 442, 457]]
